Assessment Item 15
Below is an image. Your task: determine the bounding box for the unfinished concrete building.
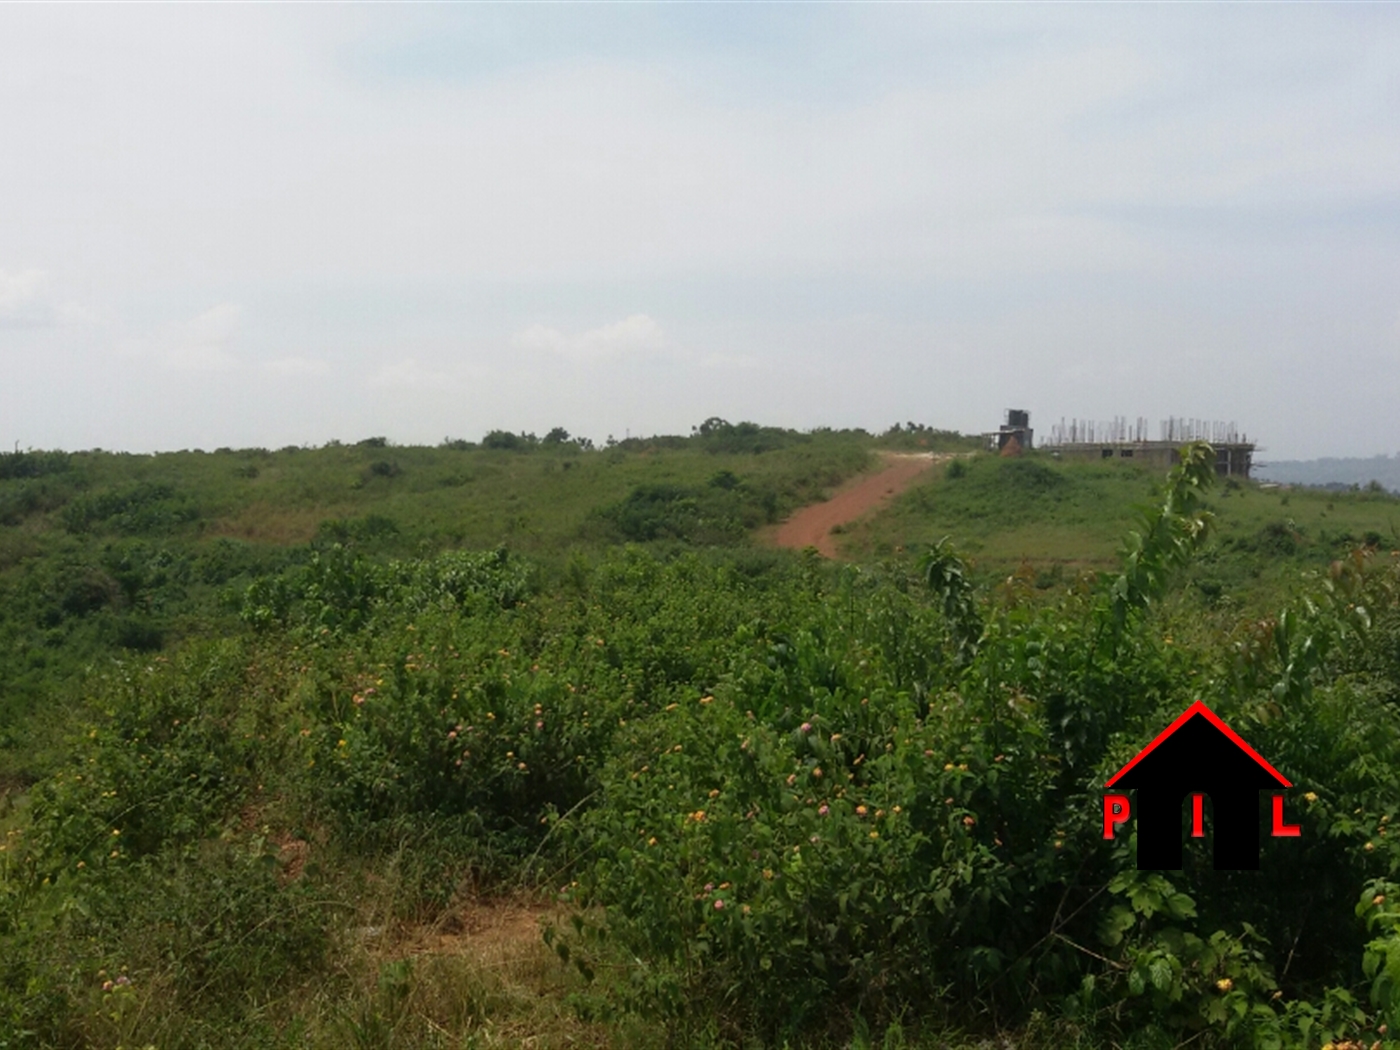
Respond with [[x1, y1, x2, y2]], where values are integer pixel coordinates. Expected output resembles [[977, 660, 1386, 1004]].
[[1040, 415, 1255, 478]]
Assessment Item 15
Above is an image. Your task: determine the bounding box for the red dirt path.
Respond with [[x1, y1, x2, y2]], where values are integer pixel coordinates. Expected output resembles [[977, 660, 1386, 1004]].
[[773, 452, 948, 558]]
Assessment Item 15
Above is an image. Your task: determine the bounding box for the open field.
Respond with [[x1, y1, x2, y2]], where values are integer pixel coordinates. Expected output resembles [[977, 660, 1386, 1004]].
[[0, 425, 879, 765], [5, 432, 1400, 1049], [0, 430, 875, 558], [846, 452, 1400, 605]]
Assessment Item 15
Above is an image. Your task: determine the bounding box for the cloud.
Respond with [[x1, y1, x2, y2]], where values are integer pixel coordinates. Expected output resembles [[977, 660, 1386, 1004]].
[[4, 10, 1400, 457], [262, 356, 330, 377], [366, 356, 465, 390], [512, 314, 673, 363], [0, 269, 59, 328], [121, 303, 242, 372], [697, 351, 760, 371]]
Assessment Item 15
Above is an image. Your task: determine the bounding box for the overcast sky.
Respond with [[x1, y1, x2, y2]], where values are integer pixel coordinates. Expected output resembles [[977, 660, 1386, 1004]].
[[2, 6, 1398, 459]]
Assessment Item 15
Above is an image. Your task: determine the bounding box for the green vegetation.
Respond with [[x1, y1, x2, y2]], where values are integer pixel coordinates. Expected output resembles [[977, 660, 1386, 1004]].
[[849, 452, 1400, 608], [0, 425, 871, 777], [5, 431, 1400, 1048]]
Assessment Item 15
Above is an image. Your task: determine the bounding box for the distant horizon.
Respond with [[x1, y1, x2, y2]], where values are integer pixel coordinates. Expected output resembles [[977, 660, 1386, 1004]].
[[7, 425, 1398, 467]]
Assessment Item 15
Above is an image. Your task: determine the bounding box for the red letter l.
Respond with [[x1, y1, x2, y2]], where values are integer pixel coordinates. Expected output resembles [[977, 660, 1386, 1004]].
[[1272, 795, 1301, 837]]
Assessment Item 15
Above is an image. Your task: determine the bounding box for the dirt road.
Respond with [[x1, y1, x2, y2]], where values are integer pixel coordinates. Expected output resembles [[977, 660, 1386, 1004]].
[[773, 452, 947, 558]]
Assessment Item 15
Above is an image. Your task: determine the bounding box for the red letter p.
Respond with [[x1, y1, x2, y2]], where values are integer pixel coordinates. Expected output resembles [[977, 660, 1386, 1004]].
[[1103, 794, 1131, 839]]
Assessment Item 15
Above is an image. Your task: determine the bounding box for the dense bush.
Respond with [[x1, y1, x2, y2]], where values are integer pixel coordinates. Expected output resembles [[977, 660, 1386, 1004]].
[[547, 447, 1400, 1046], [238, 545, 533, 633], [482, 429, 535, 451], [0, 450, 71, 481], [62, 483, 199, 536], [0, 479, 74, 526], [692, 418, 800, 455], [0, 644, 331, 1045], [7, 444, 1400, 1046], [599, 483, 750, 544]]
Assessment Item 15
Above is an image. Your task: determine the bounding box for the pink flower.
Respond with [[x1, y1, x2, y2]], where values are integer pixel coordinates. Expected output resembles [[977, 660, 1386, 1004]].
[[447, 730, 457, 740], [818, 805, 829, 816], [713, 899, 725, 910], [704, 882, 714, 891], [800, 722, 812, 733]]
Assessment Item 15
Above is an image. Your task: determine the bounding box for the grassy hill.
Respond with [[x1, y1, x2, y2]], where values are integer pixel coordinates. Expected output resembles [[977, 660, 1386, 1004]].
[[846, 451, 1400, 608], [6, 430, 1399, 778], [6, 429, 1400, 1049], [1, 429, 870, 560], [0, 425, 885, 762]]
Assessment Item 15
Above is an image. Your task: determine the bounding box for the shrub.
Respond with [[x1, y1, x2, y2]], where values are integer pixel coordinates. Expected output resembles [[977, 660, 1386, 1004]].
[[62, 483, 199, 535], [482, 430, 537, 451], [316, 514, 400, 548], [0, 450, 70, 480], [693, 418, 797, 454]]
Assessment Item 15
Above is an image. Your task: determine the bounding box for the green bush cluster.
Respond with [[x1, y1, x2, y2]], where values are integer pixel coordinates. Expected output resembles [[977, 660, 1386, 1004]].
[[238, 545, 533, 633], [480, 428, 595, 452], [598, 483, 757, 544], [62, 483, 199, 536], [7, 444, 1400, 1046], [0, 643, 331, 1044], [546, 448, 1400, 1046], [0, 451, 71, 481]]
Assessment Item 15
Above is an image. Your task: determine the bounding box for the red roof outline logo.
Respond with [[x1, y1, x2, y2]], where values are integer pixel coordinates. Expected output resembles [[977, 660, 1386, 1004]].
[[1105, 700, 1291, 789]]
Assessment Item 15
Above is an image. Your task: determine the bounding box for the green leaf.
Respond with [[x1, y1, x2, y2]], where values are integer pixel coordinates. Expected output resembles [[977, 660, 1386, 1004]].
[[1166, 893, 1197, 920]]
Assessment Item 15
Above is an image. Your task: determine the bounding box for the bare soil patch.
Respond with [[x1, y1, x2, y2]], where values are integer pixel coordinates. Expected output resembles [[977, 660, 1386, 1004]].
[[772, 452, 951, 558]]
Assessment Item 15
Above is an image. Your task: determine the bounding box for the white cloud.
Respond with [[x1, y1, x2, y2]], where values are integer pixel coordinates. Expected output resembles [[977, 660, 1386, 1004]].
[[0, 269, 58, 327], [262, 356, 330, 377], [512, 314, 673, 363], [120, 303, 242, 372], [367, 356, 466, 390], [3, 10, 1400, 457], [697, 351, 760, 371]]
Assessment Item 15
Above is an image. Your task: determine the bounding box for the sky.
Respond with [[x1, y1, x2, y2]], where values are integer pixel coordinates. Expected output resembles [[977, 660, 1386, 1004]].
[[2, 5, 1398, 460]]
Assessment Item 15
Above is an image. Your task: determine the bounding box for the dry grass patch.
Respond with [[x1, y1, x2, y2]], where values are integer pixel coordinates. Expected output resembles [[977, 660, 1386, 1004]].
[[209, 502, 330, 544], [322, 894, 620, 1049]]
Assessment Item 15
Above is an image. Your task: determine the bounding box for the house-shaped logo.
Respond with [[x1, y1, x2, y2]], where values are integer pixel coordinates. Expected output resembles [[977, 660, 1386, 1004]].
[[1103, 701, 1300, 870]]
